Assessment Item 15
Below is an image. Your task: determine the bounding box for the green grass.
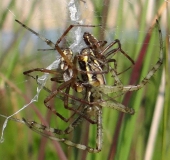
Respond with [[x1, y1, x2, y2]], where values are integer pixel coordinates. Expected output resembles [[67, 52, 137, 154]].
[[0, 0, 169, 160]]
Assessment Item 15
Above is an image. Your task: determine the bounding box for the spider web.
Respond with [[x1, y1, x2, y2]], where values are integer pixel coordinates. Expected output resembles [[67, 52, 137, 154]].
[[0, 0, 163, 143]]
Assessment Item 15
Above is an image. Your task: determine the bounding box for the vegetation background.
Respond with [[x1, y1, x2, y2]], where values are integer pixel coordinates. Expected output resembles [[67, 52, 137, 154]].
[[0, 0, 169, 160]]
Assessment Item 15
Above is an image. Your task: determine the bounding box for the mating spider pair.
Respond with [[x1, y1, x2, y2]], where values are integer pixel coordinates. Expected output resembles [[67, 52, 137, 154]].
[[15, 19, 163, 153]]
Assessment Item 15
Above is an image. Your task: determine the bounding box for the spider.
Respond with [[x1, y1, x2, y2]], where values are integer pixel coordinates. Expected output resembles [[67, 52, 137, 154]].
[[15, 20, 135, 118], [15, 19, 163, 153]]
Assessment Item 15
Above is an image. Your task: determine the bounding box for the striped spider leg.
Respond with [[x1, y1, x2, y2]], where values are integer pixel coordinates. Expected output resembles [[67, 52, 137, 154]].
[[22, 100, 102, 153]]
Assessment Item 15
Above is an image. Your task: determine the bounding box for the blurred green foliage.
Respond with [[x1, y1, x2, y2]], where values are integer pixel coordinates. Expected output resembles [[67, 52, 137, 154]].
[[0, 0, 169, 160]]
